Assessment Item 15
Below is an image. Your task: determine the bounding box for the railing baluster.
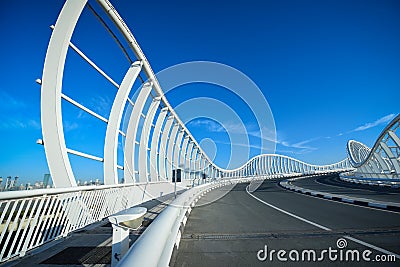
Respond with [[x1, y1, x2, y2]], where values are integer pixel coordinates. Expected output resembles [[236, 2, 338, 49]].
[[7, 199, 32, 259], [44, 197, 63, 243], [0, 201, 18, 260]]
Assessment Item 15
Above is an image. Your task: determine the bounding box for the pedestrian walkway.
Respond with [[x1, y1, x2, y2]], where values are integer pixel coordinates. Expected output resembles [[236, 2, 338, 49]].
[[3, 194, 178, 267]]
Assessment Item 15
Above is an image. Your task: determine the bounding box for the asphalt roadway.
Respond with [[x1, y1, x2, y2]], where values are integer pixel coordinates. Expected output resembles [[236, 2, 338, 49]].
[[171, 176, 400, 266], [291, 174, 400, 205]]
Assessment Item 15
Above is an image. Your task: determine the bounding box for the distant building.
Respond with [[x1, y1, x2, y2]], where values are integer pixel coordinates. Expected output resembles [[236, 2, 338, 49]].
[[42, 174, 54, 188], [5, 176, 12, 190], [13, 176, 19, 188]]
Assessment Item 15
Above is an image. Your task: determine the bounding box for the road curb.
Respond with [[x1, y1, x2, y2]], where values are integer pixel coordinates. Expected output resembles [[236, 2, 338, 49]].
[[279, 179, 400, 212], [339, 176, 400, 189]]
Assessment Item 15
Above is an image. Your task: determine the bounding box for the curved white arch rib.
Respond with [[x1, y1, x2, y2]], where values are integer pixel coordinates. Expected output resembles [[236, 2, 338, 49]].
[[41, 0, 87, 188], [104, 61, 143, 185], [40, 0, 351, 188], [346, 115, 400, 178], [347, 140, 371, 166]]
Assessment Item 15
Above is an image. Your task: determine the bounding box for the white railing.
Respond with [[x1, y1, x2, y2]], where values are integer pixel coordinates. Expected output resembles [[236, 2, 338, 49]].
[[118, 178, 251, 267], [0, 181, 191, 263], [220, 154, 352, 178], [118, 172, 345, 266]]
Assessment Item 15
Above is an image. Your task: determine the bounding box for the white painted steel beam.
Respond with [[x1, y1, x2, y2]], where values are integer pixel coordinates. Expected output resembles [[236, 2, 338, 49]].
[[138, 98, 160, 182], [61, 93, 108, 123], [195, 150, 200, 180], [104, 61, 142, 185], [96, 0, 220, 173], [380, 142, 400, 173], [124, 82, 153, 183], [185, 142, 194, 180], [191, 147, 198, 180], [180, 136, 190, 179], [174, 130, 185, 171], [159, 116, 174, 180], [149, 108, 168, 181], [388, 130, 400, 147], [66, 148, 103, 162], [40, 0, 87, 188], [68, 41, 119, 89], [167, 124, 179, 180]]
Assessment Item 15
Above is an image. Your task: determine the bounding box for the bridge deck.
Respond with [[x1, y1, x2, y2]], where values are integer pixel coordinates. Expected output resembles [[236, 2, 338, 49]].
[[172, 178, 400, 266]]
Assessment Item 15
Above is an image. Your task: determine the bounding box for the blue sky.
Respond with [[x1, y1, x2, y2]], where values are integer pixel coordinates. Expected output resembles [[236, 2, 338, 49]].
[[0, 0, 399, 184]]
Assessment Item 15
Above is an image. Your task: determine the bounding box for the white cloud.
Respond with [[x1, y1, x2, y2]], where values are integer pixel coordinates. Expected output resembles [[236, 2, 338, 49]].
[[189, 118, 319, 154], [215, 140, 261, 150], [275, 114, 397, 156], [277, 138, 318, 154], [77, 110, 86, 119], [290, 136, 329, 149], [0, 92, 41, 130], [64, 121, 79, 132], [27, 119, 41, 129], [350, 114, 397, 132], [90, 95, 112, 116], [0, 117, 41, 130], [0, 91, 26, 110], [187, 119, 224, 132], [190, 114, 397, 159], [188, 119, 259, 136]]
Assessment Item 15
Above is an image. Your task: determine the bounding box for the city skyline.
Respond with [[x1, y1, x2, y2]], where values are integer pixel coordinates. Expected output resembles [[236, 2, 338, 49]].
[[0, 0, 399, 183]]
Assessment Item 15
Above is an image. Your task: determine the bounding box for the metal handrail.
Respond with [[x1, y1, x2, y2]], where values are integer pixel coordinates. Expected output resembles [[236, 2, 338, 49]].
[[0, 180, 171, 201], [0, 181, 192, 263]]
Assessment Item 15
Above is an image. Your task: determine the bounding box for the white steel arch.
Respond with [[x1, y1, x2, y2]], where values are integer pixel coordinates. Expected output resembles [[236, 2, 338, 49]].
[[173, 130, 185, 173], [346, 114, 400, 179], [124, 81, 153, 184], [40, 0, 351, 189], [149, 108, 168, 181], [159, 116, 174, 181], [40, 0, 87, 188], [167, 124, 179, 180], [41, 0, 222, 188], [138, 97, 160, 182], [104, 61, 142, 185]]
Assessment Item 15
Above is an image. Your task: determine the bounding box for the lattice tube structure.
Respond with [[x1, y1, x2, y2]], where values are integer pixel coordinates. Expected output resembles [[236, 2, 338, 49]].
[[346, 115, 400, 180]]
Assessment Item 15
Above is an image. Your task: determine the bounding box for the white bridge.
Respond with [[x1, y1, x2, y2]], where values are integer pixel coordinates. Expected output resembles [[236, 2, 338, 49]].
[[342, 114, 400, 184], [0, 0, 398, 265]]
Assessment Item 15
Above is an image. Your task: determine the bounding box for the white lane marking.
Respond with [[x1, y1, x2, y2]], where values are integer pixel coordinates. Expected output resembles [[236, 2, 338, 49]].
[[245, 185, 331, 231], [344, 235, 400, 260], [246, 185, 400, 259]]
